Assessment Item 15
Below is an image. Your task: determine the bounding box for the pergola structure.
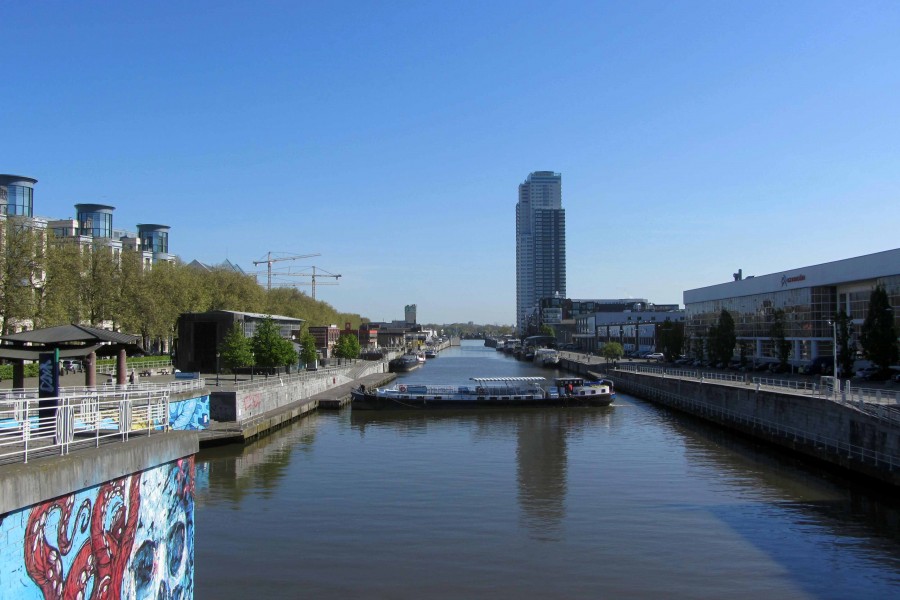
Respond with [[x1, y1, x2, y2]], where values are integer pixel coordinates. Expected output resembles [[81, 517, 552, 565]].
[[0, 324, 142, 389]]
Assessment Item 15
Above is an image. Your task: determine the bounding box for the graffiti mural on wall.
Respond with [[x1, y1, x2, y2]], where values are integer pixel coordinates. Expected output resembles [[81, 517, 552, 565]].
[[170, 395, 210, 430], [0, 457, 195, 599]]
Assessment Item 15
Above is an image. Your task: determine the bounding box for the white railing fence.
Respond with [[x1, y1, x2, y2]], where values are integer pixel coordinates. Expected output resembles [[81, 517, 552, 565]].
[[231, 359, 380, 392], [95, 358, 173, 375], [0, 389, 170, 464], [0, 378, 205, 402]]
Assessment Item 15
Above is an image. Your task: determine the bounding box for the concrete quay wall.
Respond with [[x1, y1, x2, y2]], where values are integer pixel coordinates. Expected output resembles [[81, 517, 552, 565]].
[[559, 357, 600, 377], [0, 440, 197, 598], [610, 370, 900, 487], [0, 431, 198, 514], [211, 360, 388, 422]]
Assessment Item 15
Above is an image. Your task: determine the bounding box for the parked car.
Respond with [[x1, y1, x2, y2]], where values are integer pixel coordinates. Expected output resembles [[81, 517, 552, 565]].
[[804, 356, 834, 376], [61, 359, 83, 373], [854, 366, 880, 380], [646, 352, 665, 361]]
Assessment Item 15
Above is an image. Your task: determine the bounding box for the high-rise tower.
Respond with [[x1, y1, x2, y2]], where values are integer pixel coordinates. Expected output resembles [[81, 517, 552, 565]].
[[516, 171, 566, 334]]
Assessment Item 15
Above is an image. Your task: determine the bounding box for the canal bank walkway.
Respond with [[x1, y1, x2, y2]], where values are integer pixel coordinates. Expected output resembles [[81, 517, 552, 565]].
[[1, 363, 395, 458], [198, 371, 395, 448]]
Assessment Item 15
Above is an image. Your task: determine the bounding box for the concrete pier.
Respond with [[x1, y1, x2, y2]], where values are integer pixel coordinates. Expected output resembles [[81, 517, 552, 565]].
[[198, 372, 395, 447]]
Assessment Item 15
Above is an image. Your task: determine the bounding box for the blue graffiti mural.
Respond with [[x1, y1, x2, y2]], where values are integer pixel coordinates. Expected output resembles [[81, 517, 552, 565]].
[[169, 395, 210, 430], [0, 457, 194, 599]]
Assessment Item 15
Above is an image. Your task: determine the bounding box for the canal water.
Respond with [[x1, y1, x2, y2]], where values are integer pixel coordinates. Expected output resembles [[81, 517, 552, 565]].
[[195, 341, 900, 599]]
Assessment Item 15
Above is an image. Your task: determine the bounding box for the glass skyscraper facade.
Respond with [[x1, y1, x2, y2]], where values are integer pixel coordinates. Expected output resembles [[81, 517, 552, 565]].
[[516, 171, 566, 334]]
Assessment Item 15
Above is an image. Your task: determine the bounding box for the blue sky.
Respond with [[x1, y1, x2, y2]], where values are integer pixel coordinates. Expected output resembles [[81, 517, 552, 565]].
[[3, 1, 899, 325]]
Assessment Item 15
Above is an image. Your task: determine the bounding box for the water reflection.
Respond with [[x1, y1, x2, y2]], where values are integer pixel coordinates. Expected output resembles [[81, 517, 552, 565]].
[[193, 343, 900, 598], [633, 399, 900, 595], [351, 408, 614, 540], [515, 412, 568, 540], [196, 415, 319, 507]]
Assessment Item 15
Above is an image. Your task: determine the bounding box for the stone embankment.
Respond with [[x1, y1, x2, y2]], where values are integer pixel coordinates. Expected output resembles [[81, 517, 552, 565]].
[[199, 361, 395, 446], [559, 354, 900, 488]]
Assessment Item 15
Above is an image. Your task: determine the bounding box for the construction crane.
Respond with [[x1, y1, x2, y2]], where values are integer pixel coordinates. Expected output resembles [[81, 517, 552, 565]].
[[252, 252, 321, 291], [286, 266, 342, 300]]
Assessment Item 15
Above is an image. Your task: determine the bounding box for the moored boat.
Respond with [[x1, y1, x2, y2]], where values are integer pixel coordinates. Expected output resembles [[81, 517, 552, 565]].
[[534, 347, 560, 367], [351, 376, 614, 410], [388, 352, 424, 373]]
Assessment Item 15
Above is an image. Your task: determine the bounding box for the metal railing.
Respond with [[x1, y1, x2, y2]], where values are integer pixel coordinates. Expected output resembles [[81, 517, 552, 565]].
[[95, 358, 174, 375], [62, 378, 207, 395], [231, 359, 366, 392], [0, 389, 171, 464], [617, 364, 899, 400], [0, 378, 206, 401], [843, 384, 900, 406], [751, 377, 819, 393]]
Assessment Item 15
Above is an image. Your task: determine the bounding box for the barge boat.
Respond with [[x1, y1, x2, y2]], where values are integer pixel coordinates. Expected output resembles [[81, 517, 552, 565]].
[[351, 376, 614, 410]]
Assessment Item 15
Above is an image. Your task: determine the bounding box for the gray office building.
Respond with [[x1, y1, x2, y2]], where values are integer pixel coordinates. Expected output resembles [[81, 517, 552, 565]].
[[683, 248, 900, 365], [516, 171, 566, 334]]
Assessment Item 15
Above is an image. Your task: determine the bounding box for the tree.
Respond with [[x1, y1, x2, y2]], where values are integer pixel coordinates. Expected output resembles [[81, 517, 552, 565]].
[[690, 335, 705, 362], [540, 324, 555, 338], [860, 284, 898, 375], [136, 261, 182, 352], [299, 333, 318, 367], [111, 247, 145, 333], [207, 268, 266, 312], [80, 243, 119, 326], [219, 322, 254, 381], [35, 236, 84, 328], [251, 316, 298, 373], [657, 318, 684, 360], [738, 340, 751, 367], [333, 333, 360, 359], [709, 309, 736, 365], [834, 309, 854, 377], [600, 341, 624, 364], [770, 309, 792, 369], [0, 219, 42, 334]]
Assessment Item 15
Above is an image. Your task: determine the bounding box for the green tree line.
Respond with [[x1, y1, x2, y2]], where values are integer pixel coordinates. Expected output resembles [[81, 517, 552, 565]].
[[2, 223, 366, 347]]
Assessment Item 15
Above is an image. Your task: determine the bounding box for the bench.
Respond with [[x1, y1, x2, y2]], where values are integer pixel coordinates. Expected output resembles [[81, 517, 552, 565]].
[[140, 370, 152, 377]]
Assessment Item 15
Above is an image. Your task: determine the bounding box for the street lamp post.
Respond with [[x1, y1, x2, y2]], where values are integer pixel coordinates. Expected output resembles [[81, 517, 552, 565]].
[[216, 352, 220, 387]]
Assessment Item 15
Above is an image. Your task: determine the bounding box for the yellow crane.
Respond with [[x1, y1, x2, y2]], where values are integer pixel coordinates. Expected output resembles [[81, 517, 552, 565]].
[[252, 252, 321, 291]]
